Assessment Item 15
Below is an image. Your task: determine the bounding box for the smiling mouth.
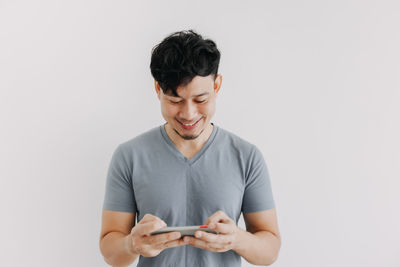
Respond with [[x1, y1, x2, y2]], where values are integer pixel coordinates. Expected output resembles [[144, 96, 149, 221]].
[[176, 117, 203, 129]]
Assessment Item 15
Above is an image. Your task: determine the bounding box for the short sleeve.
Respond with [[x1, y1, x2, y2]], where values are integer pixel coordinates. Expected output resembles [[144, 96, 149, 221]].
[[102, 144, 137, 213], [241, 145, 275, 213]]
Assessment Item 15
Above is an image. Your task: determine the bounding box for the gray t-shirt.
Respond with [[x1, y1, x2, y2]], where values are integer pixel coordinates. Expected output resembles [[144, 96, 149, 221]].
[[103, 123, 275, 267]]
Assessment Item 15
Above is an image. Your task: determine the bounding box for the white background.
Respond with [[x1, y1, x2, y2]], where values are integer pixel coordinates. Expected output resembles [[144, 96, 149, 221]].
[[1, 0, 399, 266]]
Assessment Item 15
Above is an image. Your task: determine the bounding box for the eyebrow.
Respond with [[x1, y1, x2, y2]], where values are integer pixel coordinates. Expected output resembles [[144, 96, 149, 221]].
[[194, 92, 209, 97], [168, 92, 209, 98]]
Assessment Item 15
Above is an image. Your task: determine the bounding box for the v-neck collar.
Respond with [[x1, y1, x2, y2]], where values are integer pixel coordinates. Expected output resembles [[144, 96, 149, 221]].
[[160, 122, 218, 165]]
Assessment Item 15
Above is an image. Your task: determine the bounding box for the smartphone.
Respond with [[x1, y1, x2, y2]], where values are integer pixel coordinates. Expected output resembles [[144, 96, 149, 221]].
[[150, 225, 218, 236]]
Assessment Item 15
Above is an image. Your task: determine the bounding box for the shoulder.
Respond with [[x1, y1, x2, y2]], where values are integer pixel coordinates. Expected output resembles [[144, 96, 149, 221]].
[[216, 127, 264, 168], [115, 125, 162, 156], [216, 125, 258, 154], [214, 125, 267, 179]]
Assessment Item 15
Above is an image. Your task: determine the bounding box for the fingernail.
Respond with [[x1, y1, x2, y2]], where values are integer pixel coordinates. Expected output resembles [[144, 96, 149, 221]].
[[209, 223, 215, 229], [195, 231, 202, 237]]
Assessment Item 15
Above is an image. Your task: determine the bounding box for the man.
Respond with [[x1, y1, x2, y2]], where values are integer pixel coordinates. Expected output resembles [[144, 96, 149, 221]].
[[99, 30, 281, 267]]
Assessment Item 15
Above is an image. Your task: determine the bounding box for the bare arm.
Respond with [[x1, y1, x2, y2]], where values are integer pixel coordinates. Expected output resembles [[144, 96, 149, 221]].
[[183, 209, 281, 266], [234, 208, 281, 265], [99, 210, 187, 266], [99, 210, 138, 267]]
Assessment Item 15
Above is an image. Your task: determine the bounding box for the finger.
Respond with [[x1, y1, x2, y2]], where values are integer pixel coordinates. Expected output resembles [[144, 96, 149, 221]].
[[209, 222, 233, 235], [135, 220, 167, 236], [155, 237, 187, 250], [205, 210, 231, 225], [138, 214, 165, 225], [144, 231, 181, 245], [194, 231, 218, 242], [184, 236, 209, 250], [194, 230, 232, 245], [184, 236, 226, 251]]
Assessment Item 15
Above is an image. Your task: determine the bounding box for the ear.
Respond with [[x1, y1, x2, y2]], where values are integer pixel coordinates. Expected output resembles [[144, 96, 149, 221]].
[[154, 80, 161, 100], [214, 74, 222, 95]]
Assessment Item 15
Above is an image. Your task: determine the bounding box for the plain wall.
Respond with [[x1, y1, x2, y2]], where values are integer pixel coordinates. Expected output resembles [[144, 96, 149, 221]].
[[1, 0, 399, 266]]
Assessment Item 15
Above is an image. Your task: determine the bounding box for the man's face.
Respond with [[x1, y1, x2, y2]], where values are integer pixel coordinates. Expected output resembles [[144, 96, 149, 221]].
[[155, 74, 222, 140]]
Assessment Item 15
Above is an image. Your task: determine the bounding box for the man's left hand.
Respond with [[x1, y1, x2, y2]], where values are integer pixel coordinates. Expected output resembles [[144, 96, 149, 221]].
[[183, 210, 242, 253]]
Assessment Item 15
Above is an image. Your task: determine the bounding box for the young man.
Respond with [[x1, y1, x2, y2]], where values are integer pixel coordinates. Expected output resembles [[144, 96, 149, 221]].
[[100, 30, 281, 267]]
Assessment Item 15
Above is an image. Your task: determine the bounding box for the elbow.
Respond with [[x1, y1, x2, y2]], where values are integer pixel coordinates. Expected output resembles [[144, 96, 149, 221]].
[[269, 235, 281, 264], [268, 252, 280, 266], [258, 251, 280, 266], [99, 234, 113, 265], [99, 236, 107, 258], [261, 234, 281, 266], [268, 237, 281, 265]]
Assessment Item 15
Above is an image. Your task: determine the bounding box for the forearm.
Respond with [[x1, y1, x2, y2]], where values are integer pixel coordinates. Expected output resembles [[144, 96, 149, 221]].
[[233, 228, 281, 266], [100, 232, 139, 267]]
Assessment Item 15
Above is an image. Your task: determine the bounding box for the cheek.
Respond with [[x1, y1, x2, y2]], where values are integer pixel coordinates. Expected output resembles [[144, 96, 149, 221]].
[[202, 101, 216, 116], [162, 104, 177, 117]]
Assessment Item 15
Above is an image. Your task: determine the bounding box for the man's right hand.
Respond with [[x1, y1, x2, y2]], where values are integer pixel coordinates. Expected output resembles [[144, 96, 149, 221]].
[[126, 214, 188, 258]]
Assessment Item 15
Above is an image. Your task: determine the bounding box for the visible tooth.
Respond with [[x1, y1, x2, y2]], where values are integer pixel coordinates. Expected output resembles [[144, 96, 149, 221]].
[[182, 121, 196, 126]]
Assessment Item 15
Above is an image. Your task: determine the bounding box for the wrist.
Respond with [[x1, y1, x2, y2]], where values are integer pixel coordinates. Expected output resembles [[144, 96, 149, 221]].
[[124, 234, 139, 257], [232, 226, 248, 253]]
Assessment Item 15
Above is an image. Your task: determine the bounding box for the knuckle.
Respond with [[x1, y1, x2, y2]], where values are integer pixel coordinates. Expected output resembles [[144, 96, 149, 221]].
[[143, 213, 151, 219], [166, 240, 177, 248], [153, 243, 163, 250], [215, 247, 224, 252], [148, 251, 158, 257], [204, 234, 212, 242], [154, 219, 165, 227], [168, 232, 177, 240]]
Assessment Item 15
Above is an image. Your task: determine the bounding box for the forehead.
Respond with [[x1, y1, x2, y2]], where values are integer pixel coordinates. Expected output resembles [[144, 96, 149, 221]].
[[165, 75, 215, 98]]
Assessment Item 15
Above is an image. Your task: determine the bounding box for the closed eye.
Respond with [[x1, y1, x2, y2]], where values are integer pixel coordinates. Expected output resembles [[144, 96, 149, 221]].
[[170, 100, 207, 104]]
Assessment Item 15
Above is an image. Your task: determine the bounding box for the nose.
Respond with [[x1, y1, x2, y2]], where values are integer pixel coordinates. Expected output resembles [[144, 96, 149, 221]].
[[179, 101, 197, 122]]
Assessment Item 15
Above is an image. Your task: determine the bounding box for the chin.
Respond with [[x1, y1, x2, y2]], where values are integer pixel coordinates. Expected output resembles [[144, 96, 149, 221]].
[[175, 124, 206, 140]]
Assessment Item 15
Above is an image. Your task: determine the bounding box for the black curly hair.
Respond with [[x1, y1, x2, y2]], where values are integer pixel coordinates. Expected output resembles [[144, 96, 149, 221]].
[[150, 30, 221, 97]]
